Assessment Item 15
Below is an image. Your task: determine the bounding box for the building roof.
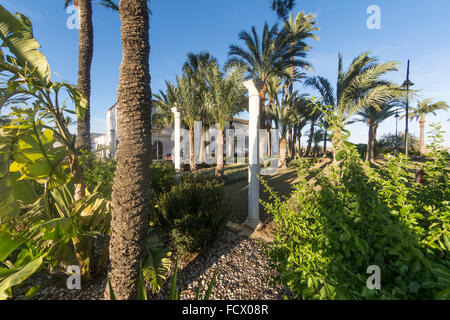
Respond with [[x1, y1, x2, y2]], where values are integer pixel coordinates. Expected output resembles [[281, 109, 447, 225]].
[[106, 103, 117, 113], [232, 118, 249, 125]]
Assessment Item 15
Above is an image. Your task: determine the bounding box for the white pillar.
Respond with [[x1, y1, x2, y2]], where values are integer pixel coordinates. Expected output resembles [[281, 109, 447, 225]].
[[106, 106, 117, 158], [243, 79, 264, 230], [171, 107, 182, 171]]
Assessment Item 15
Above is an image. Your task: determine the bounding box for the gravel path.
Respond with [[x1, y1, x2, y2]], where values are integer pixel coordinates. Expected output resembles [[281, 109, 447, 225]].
[[22, 224, 285, 300], [153, 226, 285, 300]]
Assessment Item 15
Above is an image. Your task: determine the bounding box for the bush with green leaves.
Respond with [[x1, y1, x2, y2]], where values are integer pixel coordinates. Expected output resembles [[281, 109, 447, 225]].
[[262, 123, 449, 300], [79, 151, 116, 199], [154, 173, 229, 254]]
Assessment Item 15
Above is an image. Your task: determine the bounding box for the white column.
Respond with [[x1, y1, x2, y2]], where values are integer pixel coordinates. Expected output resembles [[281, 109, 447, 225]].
[[171, 107, 182, 171], [243, 79, 264, 230]]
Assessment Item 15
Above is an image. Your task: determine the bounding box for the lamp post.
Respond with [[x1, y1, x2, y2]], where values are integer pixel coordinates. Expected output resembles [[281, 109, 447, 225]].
[[394, 112, 399, 156], [402, 60, 414, 157]]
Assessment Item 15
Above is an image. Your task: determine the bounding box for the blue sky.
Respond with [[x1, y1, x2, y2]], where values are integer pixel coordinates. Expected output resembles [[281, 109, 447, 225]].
[[1, 0, 449, 146]]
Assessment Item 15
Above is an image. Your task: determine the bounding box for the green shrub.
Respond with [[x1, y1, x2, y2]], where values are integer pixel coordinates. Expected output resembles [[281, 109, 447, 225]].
[[155, 174, 229, 254], [79, 152, 116, 199], [149, 161, 177, 196], [262, 124, 449, 300]]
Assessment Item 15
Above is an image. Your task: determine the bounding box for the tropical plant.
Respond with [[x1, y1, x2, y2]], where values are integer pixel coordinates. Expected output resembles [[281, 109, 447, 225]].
[[283, 11, 319, 95], [226, 22, 310, 128], [152, 81, 177, 129], [183, 52, 217, 165], [306, 52, 402, 162], [409, 98, 449, 158], [169, 74, 203, 171], [0, 235, 43, 300], [304, 76, 334, 155], [106, 0, 153, 300], [64, 0, 94, 152], [354, 99, 401, 162], [0, 5, 87, 200], [271, 0, 296, 20], [204, 64, 246, 177]]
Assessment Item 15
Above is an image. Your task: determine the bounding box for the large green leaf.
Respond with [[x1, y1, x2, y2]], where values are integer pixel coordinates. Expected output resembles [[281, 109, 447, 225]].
[[0, 131, 19, 217], [0, 5, 50, 84], [0, 233, 25, 262], [0, 256, 43, 300]]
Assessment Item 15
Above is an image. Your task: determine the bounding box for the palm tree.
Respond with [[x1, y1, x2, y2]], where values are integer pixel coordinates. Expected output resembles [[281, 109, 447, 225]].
[[170, 74, 203, 171], [271, 0, 296, 20], [226, 22, 310, 129], [409, 98, 449, 158], [204, 65, 246, 177], [273, 91, 299, 168], [312, 128, 325, 158], [183, 52, 217, 165], [152, 81, 176, 129], [306, 52, 401, 162], [283, 11, 319, 95], [64, 0, 149, 152], [106, 0, 152, 300], [64, 0, 93, 152], [304, 105, 322, 157], [304, 76, 334, 157], [355, 100, 400, 162]]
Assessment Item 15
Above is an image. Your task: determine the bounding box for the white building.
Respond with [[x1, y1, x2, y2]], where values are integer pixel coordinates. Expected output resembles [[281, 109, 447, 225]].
[[93, 104, 249, 161]]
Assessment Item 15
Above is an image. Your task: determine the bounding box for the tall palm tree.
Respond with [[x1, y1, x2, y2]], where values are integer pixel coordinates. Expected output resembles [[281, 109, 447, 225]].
[[204, 65, 246, 177], [312, 128, 325, 158], [304, 76, 334, 156], [283, 11, 319, 95], [170, 74, 202, 171], [183, 52, 217, 164], [355, 100, 400, 162], [271, 0, 296, 20], [306, 52, 401, 162], [152, 81, 177, 129], [273, 91, 299, 168], [106, 0, 152, 300], [226, 23, 310, 129], [64, 0, 93, 152], [64, 0, 148, 152], [304, 104, 322, 157], [409, 98, 449, 158]]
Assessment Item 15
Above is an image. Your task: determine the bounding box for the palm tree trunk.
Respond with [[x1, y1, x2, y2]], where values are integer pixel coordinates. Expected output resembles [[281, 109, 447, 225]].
[[366, 120, 373, 162], [259, 85, 267, 129], [419, 116, 425, 158], [75, 0, 93, 152], [295, 129, 301, 157], [372, 125, 378, 161], [297, 129, 302, 157], [323, 123, 328, 157], [189, 127, 197, 171], [69, 153, 85, 201], [287, 127, 293, 158], [215, 129, 224, 178], [305, 122, 315, 157], [200, 125, 206, 164], [278, 136, 288, 169], [292, 125, 297, 157], [106, 0, 152, 300]]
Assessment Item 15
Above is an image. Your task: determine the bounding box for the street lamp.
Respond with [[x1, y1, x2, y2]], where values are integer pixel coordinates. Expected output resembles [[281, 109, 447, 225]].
[[402, 60, 414, 157], [394, 112, 399, 156]]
